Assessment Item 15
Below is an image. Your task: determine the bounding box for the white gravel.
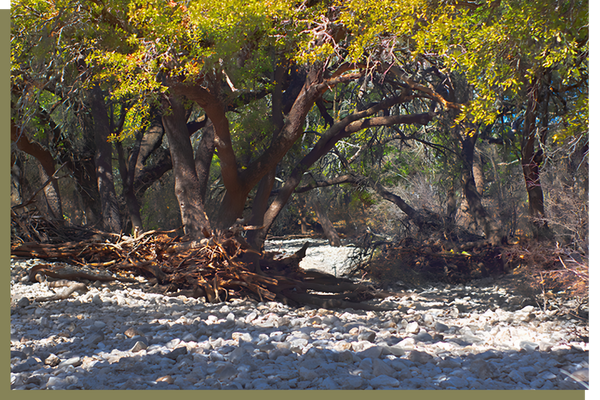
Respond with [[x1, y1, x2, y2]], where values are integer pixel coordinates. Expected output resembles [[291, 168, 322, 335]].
[[10, 241, 589, 390]]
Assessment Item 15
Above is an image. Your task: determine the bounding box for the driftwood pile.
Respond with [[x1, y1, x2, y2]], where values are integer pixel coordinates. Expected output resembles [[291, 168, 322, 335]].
[[11, 227, 395, 310]]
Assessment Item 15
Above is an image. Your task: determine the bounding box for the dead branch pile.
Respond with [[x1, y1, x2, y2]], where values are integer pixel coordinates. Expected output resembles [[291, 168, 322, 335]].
[[348, 237, 507, 285], [11, 228, 395, 311]]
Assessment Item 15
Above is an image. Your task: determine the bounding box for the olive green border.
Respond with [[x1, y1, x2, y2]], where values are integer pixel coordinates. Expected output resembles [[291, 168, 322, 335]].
[[2, 6, 584, 400]]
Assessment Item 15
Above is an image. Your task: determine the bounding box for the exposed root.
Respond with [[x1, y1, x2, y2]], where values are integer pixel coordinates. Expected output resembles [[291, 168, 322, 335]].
[[12, 228, 393, 310]]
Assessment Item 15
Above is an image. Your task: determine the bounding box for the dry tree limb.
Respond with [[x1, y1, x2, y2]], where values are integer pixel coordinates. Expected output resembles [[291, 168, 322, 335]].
[[35, 282, 88, 302], [12, 228, 391, 309]]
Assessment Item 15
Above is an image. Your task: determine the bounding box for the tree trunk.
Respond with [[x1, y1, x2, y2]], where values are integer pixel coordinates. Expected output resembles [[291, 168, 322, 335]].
[[11, 152, 24, 206], [88, 86, 122, 233], [445, 182, 458, 225], [115, 134, 144, 235], [296, 195, 311, 234], [521, 76, 552, 239], [245, 62, 286, 251], [170, 65, 326, 229], [161, 94, 211, 237], [195, 119, 216, 201], [460, 129, 502, 244], [310, 195, 341, 246], [37, 162, 63, 220], [66, 109, 103, 225], [258, 111, 432, 249], [11, 121, 64, 222], [472, 148, 485, 197]]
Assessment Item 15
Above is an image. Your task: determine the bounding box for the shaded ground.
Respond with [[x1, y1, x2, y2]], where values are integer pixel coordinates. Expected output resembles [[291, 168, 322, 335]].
[[11, 211, 588, 320]]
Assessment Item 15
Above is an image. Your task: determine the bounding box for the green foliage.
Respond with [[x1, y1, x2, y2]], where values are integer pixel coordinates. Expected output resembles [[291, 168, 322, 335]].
[[11, 0, 587, 244], [413, 0, 588, 127]]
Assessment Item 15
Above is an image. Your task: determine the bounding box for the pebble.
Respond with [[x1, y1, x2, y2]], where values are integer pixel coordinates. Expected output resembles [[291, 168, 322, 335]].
[[10, 240, 589, 390]]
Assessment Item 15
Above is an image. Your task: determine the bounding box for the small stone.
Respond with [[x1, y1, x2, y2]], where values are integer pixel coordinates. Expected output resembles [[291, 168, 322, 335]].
[[124, 327, 144, 338], [44, 353, 60, 367], [372, 358, 395, 377], [519, 341, 539, 352], [357, 345, 382, 359], [16, 297, 30, 307], [215, 364, 238, 381], [232, 332, 253, 343], [298, 367, 318, 381], [370, 375, 400, 388], [423, 314, 434, 326], [438, 357, 461, 369], [381, 344, 405, 356], [320, 377, 339, 389], [434, 321, 449, 332], [93, 320, 106, 329], [508, 369, 528, 384], [10, 350, 26, 360], [85, 332, 104, 346], [415, 331, 433, 342], [58, 356, 82, 368], [439, 376, 468, 389], [408, 350, 433, 364], [46, 376, 65, 389], [131, 341, 148, 352], [358, 331, 376, 342], [406, 321, 420, 334], [336, 375, 363, 389], [166, 346, 187, 360], [245, 311, 258, 323]]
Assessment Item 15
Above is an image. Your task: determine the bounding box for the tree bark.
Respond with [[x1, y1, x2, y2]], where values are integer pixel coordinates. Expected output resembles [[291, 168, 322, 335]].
[[258, 109, 432, 248], [195, 119, 216, 201], [245, 62, 286, 251], [115, 133, 144, 235], [472, 148, 485, 197], [310, 195, 341, 246], [161, 94, 211, 237], [169, 65, 328, 229], [521, 76, 552, 238], [296, 195, 311, 234], [460, 129, 502, 244], [88, 86, 122, 233], [11, 121, 64, 221]]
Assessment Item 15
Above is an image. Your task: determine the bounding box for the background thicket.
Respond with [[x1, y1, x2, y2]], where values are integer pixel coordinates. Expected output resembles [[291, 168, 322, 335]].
[[11, 0, 588, 279]]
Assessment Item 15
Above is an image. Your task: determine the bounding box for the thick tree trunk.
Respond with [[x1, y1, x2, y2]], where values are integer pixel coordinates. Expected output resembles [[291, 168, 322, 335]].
[[161, 94, 211, 237], [88, 86, 122, 233], [245, 169, 277, 250], [169, 66, 326, 229]]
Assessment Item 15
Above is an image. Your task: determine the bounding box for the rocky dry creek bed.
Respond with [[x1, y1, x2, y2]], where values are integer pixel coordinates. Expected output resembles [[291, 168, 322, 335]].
[[10, 239, 589, 390]]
